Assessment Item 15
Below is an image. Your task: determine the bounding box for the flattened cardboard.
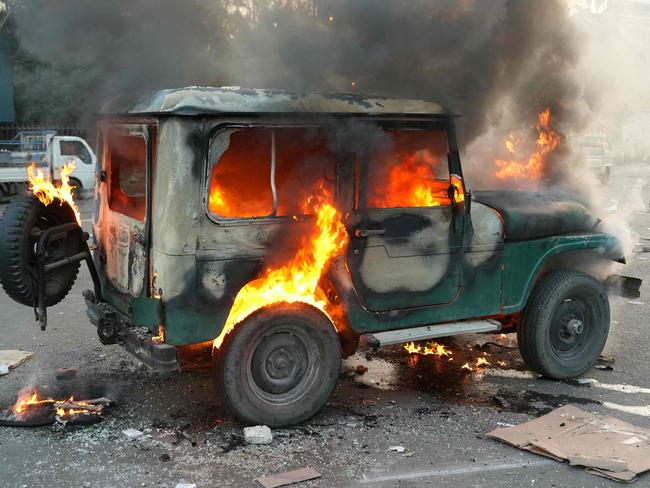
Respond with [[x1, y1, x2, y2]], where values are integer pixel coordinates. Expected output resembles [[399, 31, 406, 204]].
[[488, 405, 650, 483], [255, 467, 321, 488], [0, 350, 33, 370]]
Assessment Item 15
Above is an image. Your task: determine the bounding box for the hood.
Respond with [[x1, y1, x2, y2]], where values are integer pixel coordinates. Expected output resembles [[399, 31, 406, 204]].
[[472, 191, 596, 241]]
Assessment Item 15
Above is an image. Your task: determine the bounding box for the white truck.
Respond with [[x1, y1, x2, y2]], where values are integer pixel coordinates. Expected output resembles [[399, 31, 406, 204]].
[[574, 131, 613, 185], [0, 131, 96, 201]]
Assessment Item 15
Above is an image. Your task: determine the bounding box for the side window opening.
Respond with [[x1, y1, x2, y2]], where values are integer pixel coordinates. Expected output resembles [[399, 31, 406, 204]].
[[60, 140, 92, 165], [366, 129, 451, 209], [208, 127, 337, 220], [107, 128, 147, 221], [208, 128, 273, 218]]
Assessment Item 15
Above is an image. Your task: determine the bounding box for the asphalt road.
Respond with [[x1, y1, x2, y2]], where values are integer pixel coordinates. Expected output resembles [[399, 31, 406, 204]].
[[1, 166, 650, 488]]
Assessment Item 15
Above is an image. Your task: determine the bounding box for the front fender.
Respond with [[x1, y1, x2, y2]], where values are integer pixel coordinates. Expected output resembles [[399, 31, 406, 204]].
[[501, 233, 624, 314]]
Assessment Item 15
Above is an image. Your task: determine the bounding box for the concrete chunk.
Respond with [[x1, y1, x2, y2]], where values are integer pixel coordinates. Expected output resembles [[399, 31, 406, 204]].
[[244, 425, 273, 445]]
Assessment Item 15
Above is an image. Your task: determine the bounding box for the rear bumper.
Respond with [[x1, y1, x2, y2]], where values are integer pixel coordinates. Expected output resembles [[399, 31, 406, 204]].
[[84, 291, 179, 372]]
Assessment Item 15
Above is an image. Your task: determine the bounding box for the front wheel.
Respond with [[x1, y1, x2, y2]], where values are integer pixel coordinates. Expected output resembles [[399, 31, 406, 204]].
[[518, 270, 610, 379], [215, 302, 341, 427]]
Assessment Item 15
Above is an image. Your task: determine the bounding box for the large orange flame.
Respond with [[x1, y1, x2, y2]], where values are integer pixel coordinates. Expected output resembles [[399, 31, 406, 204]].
[[212, 188, 349, 349], [495, 108, 561, 181], [369, 150, 451, 208], [27, 162, 81, 224]]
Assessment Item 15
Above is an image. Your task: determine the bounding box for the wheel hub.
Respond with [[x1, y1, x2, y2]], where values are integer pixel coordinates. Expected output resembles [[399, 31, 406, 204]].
[[550, 299, 591, 359], [565, 318, 584, 336], [251, 332, 308, 395]]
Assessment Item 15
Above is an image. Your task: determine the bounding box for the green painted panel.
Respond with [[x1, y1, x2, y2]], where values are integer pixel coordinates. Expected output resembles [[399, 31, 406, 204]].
[[131, 297, 161, 331], [501, 233, 623, 313]]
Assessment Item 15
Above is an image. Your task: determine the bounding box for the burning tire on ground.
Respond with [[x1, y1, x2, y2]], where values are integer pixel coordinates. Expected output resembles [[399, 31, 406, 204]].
[[518, 270, 610, 379], [215, 302, 341, 427], [0, 194, 81, 307]]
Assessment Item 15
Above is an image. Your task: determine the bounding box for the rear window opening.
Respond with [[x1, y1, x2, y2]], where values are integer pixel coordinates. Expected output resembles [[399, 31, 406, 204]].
[[107, 128, 147, 221], [208, 127, 336, 219]]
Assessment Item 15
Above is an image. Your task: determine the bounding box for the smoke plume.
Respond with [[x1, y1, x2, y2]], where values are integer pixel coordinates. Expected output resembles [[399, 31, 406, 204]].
[[12, 1, 588, 145]]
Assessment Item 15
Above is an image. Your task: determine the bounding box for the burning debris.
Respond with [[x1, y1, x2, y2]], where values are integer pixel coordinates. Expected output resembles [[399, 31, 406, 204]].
[[403, 341, 452, 358], [402, 340, 502, 374], [1, 388, 113, 427]]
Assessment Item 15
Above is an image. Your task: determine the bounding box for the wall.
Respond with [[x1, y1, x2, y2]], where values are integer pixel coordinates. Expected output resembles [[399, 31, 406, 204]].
[[0, 33, 14, 122]]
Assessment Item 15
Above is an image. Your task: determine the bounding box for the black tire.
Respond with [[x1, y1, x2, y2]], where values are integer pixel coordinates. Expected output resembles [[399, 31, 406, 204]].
[[518, 270, 610, 379], [216, 302, 341, 427], [0, 194, 81, 307], [69, 178, 84, 201]]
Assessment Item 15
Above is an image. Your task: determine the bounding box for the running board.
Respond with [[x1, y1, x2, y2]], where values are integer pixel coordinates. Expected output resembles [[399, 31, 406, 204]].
[[360, 319, 501, 348]]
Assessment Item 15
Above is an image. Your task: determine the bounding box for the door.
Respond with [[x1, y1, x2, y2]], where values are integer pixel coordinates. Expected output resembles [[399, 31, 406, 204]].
[[346, 124, 464, 312], [101, 124, 154, 299], [56, 136, 97, 188]]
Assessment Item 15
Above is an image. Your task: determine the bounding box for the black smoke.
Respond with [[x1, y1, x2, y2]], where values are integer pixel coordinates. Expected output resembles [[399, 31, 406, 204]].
[[11, 0, 591, 164]]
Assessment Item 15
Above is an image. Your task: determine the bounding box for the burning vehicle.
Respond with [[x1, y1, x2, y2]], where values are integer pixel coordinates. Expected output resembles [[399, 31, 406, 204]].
[[0, 87, 641, 427]]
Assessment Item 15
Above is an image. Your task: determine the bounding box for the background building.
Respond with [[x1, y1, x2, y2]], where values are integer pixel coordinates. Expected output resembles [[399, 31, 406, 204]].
[[0, 3, 14, 123]]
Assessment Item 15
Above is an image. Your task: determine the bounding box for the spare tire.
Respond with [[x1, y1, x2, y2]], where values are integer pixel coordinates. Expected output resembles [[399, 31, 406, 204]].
[[0, 194, 81, 307]]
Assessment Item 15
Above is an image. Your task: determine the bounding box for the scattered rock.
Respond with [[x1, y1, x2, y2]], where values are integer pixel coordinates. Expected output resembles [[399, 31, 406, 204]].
[[220, 433, 244, 452], [151, 418, 169, 429], [388, 445, 405, 453], [159, 453, 170, 462], [175, 484, 196, 488], [0, 364, 8, 376], [493, 395, 512, 410], [122, 428, 144, 439], [54, 367, 77, 380], [595, 364, 614, 371], [243, 425, 273, 445], [355, 365, 369, 375]]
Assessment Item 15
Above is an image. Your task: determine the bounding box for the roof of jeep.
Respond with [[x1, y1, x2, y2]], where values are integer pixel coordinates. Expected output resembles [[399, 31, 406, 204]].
[[100, 87, 452, 117]]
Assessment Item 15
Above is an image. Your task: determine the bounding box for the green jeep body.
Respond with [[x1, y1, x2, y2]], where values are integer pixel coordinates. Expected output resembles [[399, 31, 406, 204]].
[[92, 87, 623, 350], [1, 87, 635, 426]]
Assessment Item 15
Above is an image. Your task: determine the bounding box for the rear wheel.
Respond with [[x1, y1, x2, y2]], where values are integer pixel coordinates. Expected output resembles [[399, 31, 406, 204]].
[[69, 178, 84, 200], [518, 270, 609, 379], [0, 194, 80, 307], [215, 302, 341, 427]]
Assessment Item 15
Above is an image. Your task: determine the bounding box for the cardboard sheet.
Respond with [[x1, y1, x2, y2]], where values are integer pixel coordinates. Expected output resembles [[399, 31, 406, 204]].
[[488, 404, 650, 483], [255, 467, 321, 488], [0, 350, 33, 372]]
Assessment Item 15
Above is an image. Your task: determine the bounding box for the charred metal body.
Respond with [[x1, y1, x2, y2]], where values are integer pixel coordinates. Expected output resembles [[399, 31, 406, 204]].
[[0, 87, 641, 426], [76, 88, 637, 346]]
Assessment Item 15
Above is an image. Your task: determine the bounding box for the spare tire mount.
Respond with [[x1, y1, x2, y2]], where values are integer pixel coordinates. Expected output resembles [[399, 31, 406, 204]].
[[33, 222, 103, 330]]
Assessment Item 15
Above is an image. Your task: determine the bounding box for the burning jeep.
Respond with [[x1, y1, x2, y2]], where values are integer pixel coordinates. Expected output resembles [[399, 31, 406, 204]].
[[0, 87, 641, 427]]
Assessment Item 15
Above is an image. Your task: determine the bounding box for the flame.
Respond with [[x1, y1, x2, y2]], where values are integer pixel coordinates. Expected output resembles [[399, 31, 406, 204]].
[[12, 390, 99, 418], [27, 162, 81, 224], [461, 362, 473, 372], [370, 151, 451, 208], [403, 341, 452, 357], [13, 391, 54, 414], [212, 188, 348, 349], [476, 357, 491, 368], [495, 108, 561, 182]]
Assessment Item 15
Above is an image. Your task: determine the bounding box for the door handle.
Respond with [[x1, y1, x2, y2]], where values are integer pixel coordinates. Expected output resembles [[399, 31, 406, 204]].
[[354, 228, 385, 238]]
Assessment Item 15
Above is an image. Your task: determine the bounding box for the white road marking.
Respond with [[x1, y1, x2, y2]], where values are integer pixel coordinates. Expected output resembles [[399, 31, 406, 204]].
[[358, 459, 554, 483], [482, 368, 541, 380], [577, 379, 650, 395], [484, 369, 650, 396], [603, 402, 650, 417]]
